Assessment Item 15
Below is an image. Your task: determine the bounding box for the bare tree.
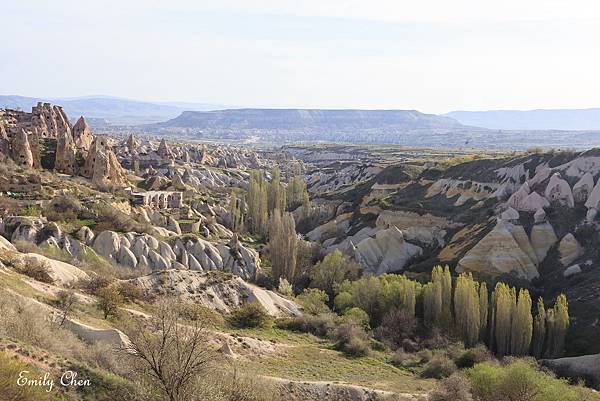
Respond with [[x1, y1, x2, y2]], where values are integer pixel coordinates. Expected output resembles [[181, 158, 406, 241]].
[[55, 289, 77, 327], [125, 299, 215, 401]]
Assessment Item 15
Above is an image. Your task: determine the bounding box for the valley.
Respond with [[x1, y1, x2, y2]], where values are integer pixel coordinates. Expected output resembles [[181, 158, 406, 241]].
[[1, 103, 600, 401]]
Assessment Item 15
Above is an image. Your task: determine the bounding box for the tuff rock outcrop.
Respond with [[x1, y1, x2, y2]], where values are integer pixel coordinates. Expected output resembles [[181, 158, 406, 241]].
[[157, 139, 174, 159], [55, 123, 77, 174], [544, 173, 575, 207], [10, 129, 34, 168], [558, 233, 584, 266], [92, 230, 259, 280], [353, 226, 422, 275], [530, 221, 558, 262], [72, 116, 94, 152], [130, 270, 299, 316], [456, 220, 539, 281], [83, 136, 129, 189]]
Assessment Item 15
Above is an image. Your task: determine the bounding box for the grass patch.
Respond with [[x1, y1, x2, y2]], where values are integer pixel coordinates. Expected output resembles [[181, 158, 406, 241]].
[[238, 344, 434, 394]]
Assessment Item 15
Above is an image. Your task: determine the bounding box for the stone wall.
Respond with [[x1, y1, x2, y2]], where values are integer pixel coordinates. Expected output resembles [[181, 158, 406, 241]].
[[131, 191, 183, 209]]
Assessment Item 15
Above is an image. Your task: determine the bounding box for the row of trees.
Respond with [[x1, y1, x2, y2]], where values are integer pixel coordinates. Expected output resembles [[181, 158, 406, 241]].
[[419, 266, 569, 358], [330, 263, 569, 359]]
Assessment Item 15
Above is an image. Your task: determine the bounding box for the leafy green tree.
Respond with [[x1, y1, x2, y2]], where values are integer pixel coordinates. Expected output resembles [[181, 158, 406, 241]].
[[268, 168, 286, 214], [492, 282, 512, 357], [229, 188, 245, 232], [479, 282, 488, 343], [246, 170, 268, 235], [511, 288, 533, 356], [297, 288, 330, 315], [96, 286, 123, 319], [55, 289, 77, 327], [286, 173, 309, 209], [533, 297, 546, 358], [311, 250, 360, 299], [423, 277, 442, 328], [268, 210, 298, 282], [545, 294, 569, 358], [454, 273, 480, 347]]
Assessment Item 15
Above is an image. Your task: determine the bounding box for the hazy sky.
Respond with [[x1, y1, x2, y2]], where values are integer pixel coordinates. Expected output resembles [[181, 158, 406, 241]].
[[2, 0, 600, 113]]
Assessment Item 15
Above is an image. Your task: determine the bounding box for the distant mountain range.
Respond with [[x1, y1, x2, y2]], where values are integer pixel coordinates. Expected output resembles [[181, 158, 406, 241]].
[[447, 108, 600, 131], [0, 95, 232, 125]]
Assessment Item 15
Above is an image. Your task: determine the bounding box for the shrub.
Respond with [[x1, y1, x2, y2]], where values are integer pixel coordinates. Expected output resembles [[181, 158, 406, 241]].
[[341, 307, 370, 329], [117, 281, 143, 302], [417, 348, 434, 364], [297, 288, 329, 315], [421, 355, 457, 379], [391, 349, 419, 367], [16, 260, 54, 284], [428, 373, 474, 401], [96, 286, 124, 319], [466, 359, 586, 401], [277, 278, 294, 297], [275, 313, 336, 337], [179, 303, 225, 328], [332, 323, 370, 357], [229, 302, 269, 328], [333, 291, 353, 312], [375, 307, 417, 348], [455, 345, 493, 369], [19, 205, 39, 217], [84, 275, 114, 294]]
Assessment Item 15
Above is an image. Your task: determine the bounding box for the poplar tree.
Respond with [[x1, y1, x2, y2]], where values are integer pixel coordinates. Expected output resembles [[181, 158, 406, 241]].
[[511, 289, 533, 356], [402, 280, 416, 317], [479, 282, 488, 343], [268, 168, 286, 214], [268, 210, 298, 283], [493, 282, 512, 357], [229, 189, 245, 232], [545, 294, 569, 358], [441, 265, 453, 328], [287, 174, 309, 209], [533, 297, 546, 359], [247, 170, 268, 235], [423, 279, 442, 328], [454, 273, 481, 347]]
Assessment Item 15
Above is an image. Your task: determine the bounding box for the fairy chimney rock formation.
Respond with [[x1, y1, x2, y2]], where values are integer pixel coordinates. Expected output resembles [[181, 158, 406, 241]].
[[157, 139, 174, 159], [84, 136, 129, 190], [72, 116, 94, 152], [126, 133, 140, 152], [11, 129, 34, 168], [55, 125, 78, 175]]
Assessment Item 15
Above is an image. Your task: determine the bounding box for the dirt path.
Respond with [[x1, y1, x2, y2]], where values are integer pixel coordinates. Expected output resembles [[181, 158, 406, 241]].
[[263, 375, 427, 401]]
